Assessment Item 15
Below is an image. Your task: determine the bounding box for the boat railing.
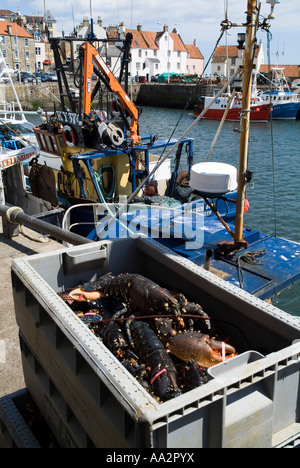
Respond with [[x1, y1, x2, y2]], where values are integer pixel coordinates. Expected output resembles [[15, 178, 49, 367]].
[[0, 100, 19, 119]]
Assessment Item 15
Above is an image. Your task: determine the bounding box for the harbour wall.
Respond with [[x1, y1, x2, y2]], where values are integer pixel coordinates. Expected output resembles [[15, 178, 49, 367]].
[[1, 82, 212, 112]]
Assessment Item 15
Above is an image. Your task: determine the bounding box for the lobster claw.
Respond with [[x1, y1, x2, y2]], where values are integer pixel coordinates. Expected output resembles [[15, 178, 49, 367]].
[[206, 337, 237, 366], [166, 331, 237, 369]]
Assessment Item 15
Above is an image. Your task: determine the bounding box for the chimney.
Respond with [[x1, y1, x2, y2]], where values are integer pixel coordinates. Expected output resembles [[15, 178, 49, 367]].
[[118, 22, 125, 36], [193, 39, 197, 47], [98, 17, 102, 27], [137, 23, 142, 32], [83, 17, 89, 27], [163, 24, 168, 33]]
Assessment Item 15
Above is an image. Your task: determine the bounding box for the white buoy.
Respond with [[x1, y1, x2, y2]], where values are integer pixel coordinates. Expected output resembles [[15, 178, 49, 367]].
[[189, 162, 237, 196]]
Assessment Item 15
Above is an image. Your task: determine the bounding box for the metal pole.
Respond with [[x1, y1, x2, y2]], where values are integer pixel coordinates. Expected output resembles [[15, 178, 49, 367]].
[[0, 204, 93, 245]]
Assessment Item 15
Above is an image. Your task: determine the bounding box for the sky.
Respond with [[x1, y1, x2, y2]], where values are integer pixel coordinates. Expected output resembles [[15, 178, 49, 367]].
[[8, 0, 299, 67]]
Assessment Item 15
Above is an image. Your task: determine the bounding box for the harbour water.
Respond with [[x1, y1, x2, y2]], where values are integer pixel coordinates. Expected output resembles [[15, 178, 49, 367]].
[[138, 107, 300, 317], [27, 108, 300, 317]]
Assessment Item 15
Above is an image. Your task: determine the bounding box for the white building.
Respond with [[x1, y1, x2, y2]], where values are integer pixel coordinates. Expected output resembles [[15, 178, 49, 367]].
[[211, 40, 265, 79], [118, 23, 203, 81]]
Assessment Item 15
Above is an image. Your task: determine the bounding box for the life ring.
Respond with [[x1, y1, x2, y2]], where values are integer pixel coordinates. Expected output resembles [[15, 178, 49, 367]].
[[62, 125, 77, 147]]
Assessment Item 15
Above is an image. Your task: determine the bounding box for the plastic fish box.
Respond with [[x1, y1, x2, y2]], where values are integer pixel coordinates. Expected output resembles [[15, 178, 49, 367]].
[[11, 237, 300, 448], [0, 389, 41, 448]]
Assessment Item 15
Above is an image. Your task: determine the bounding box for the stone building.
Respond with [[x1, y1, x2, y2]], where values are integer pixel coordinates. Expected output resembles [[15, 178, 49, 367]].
[[0, 21, 35, 73]]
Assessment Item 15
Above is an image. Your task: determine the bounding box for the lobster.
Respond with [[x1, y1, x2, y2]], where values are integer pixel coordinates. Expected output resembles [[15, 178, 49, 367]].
[[81, 273, 181, 316], [78, 273, 212, 333], [128, 319, 181, 401]]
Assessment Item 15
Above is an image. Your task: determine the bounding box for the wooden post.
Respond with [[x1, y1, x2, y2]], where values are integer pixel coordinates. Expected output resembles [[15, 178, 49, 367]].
[[234, 0, 258, 248]]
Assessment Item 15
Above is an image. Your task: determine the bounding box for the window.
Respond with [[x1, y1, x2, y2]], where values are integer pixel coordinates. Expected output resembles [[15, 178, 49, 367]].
[[25, 51, 30, 61], [177, 52, 181, 58], [2, 49, 6, 59], [13, 37, 18, 47], [138, 50, 142, 58], [35, 47, 41, 56], [154, 50, 157, 57], [0, 36, 5, 45], [177, 63, 180, 70], [24, 38, 29, 47], [136, 62, 141, 70], [231, 58, 236, 66]]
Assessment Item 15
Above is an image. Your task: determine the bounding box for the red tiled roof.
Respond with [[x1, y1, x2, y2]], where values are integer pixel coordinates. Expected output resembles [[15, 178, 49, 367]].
[[126, 28, 188, 52], [0, 21, 33, 39], [125, 29, 150, 49], [214, 46, 239, 58], [170, 32, 186, 52], [213, 45, 260, 59], [185, 44, 204, 60], [0, 10, 16, 16], [259, 64, 300, 78]]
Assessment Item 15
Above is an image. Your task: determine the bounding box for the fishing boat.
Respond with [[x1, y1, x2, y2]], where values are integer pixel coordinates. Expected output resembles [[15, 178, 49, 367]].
[[256, 67, 300, 119], [0, 47, 40, 147], [194, 92, 272, 122], [4, 0, 300, 302]]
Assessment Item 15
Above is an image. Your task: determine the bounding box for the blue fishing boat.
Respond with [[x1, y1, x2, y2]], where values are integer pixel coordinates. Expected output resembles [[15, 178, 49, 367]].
[[8, 0, 299, 304], [257, 67, 300, 119]]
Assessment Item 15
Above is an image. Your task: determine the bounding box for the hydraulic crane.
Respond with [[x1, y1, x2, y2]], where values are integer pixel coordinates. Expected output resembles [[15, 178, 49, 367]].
[[50, 35, 141, 148], [81, 40, 141, 145]]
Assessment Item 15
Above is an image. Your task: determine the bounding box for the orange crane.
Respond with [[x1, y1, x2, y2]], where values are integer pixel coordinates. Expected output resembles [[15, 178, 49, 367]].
[[81, 41, 141, 145]]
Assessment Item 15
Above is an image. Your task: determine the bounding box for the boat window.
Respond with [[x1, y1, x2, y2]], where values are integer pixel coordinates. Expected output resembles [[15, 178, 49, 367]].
[[38, 133, 46, 149], [51, 136, 59, 153]]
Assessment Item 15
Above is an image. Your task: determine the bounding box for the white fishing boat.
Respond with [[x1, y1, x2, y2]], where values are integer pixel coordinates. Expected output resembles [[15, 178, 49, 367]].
[[0, 60, 38, 147]]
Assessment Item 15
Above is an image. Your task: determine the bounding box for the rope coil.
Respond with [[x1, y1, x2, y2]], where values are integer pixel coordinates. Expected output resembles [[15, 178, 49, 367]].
[[5, 206, 24, 225]]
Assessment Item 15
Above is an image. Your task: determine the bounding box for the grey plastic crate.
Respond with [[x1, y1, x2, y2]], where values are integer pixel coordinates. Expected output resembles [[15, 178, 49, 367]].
[[0, 389, 41, 448], [11, 237, 300, 448]]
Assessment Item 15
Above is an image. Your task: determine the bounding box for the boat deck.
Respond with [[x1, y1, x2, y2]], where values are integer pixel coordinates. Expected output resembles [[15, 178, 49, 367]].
[[112, 207, 300, 300], [161, 218, 300, 300]]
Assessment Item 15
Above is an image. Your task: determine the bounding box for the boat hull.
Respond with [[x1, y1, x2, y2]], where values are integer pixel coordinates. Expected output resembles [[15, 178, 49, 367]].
[[270, 101, 300, 120], [194, 104, 271, 122]]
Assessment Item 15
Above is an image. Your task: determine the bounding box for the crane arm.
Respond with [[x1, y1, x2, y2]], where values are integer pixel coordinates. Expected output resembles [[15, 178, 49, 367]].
[[82, 41, 141, 144]]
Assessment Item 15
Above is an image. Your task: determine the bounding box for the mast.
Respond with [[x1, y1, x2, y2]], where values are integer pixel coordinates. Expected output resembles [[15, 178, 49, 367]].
[[234, 0, 258, 248]]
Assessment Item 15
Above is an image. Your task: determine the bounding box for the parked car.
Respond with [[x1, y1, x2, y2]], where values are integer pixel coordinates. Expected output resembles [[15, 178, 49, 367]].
[[20, 72, 34, 83], [43, 60, 51, 66], [45, 73, 58, 82], [33, 72, 47, 82]]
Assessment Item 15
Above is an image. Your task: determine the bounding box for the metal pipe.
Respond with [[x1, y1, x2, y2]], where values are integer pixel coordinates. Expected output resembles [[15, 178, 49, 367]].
[[0, 204, 93, 246]]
